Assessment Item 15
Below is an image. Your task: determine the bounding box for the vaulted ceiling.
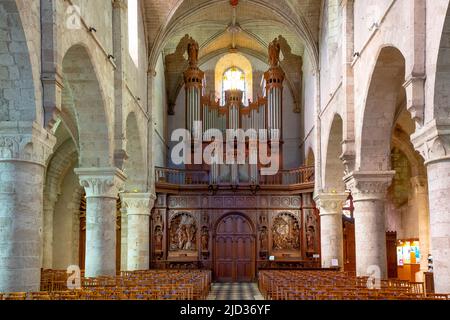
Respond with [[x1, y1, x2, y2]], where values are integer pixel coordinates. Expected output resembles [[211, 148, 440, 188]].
[[143, 0, 322, 111]]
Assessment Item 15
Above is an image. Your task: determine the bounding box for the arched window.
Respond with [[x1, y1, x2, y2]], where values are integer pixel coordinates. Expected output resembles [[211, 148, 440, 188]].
[[128, 0, 139, 66], [222, 67, 246, 104]]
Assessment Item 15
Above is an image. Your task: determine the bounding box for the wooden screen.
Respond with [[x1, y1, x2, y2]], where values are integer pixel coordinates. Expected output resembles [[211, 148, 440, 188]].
[[343, 219, 356, 272], [214, 214, 255, 282]]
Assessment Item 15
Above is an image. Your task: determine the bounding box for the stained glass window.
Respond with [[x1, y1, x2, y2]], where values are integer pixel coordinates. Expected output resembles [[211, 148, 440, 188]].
[[222, 67, 246, 104]]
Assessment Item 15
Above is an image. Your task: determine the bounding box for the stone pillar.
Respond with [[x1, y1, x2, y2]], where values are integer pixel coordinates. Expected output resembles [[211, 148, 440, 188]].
[[120, 207, 128, 271], [0, 122, 55, 292], [74, 168, 126, 277], [120, 193, 156, 271], [315, 193, 348, 268], [412, 123, 450, 293], [410, 176, 430, 282], [344, 171, 395, 279], [42, 193, 58, 269]]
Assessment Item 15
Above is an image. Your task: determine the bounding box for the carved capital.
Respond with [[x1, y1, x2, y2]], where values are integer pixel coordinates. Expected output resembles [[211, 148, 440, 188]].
[[0, 121, 56, 166], [344, 171, 395, 201], [314, 192, 348, 215], [120, 192, 156, 215], [411, 120, 450, 165], [75, 167, 126, 198]]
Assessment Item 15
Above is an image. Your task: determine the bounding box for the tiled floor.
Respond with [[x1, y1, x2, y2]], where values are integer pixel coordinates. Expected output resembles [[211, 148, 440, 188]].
[[207, 283, 265, 300]]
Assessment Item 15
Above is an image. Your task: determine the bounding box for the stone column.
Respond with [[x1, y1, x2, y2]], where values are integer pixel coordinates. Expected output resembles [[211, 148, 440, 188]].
[[42, 193, 58, 269], [344, 171, 395, 279], [410, 176, 430, 282], [74, 168, 126, 277], [412, 124, 450, 293], [120, 207, 128, 271], [0, 122, 55, 292], [120, 193, 156, 271], [315, 193, 348, 268]]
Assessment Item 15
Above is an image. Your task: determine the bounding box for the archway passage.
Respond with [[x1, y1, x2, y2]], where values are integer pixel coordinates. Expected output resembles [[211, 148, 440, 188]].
[[214, 214, 255, 282]]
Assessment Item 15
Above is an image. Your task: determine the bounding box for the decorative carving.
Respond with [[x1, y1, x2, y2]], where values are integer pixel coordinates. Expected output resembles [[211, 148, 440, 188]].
[[169, 213, 197, 251], [0, 123, 56, 165], [268, 38, 281, 68], [187, 39, 199, 67], [75, 168, 126, 198], [411, 122, 450, 164], [304, 209, 317, 255], [259, 226, 268, 252], [344, 171, 395, 201], [154, 226, 163, 252], [314, 193, 348, 215], [201, 226, 209, 252], [272, 213, 300, 250]]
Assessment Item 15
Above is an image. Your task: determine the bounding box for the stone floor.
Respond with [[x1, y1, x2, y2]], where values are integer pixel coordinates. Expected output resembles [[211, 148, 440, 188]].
[[207, 283, 265, 300]]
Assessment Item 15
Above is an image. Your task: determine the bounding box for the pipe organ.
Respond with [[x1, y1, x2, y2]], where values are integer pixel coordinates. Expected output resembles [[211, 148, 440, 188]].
[[184, 38, 285, 185]]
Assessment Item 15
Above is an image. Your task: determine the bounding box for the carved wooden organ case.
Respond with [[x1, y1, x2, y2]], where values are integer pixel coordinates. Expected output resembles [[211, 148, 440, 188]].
[[150, 193, 320, 269]]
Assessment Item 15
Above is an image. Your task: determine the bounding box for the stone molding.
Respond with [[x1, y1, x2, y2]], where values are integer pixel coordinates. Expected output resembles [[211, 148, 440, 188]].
[[314, 192, 348, 216], [0, 121, 56, 166], [411, 120, 450, 165], [75, 167, 126, 198], [344, 171, 395, 201]]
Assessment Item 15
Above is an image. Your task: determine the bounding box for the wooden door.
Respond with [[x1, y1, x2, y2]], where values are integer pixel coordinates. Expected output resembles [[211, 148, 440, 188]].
[[215, 215, 255, 282], [343, 219, 356, 272], [386, 231, 398, 278]]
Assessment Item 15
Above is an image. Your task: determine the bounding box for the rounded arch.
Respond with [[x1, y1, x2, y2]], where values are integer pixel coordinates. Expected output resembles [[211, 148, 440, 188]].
[[357, 46, 406, 171], [214, 212, 255, 235], [324, 114, 345, 192], [62, 44, 112, 167], [0, 0, 38, 122], [434, 3, 450, 120], [123, 112, 146, 192]]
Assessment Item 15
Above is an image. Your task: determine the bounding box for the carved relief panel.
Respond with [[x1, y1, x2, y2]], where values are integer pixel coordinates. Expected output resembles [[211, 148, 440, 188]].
[[271, 212, 301, 252], [168, 212, 198, 259]]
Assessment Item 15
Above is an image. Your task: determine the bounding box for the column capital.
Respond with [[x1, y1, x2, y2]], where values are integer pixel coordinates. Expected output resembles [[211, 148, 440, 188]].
[[411, 120, 450, 165], [344, 171, 395, 201], [120, 192, 156, 215], [314, 192, 348, 216], [75, 167, 126, 198], [0, 121, 56, 166]]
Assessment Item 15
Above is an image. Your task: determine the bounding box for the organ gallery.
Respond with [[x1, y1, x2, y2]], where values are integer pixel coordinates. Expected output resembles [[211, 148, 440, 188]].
[[0, 0, 450, 303]]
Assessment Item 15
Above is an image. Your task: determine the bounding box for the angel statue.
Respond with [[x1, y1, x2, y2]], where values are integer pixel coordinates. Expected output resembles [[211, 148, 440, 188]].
[[268, 38, 281, 68]]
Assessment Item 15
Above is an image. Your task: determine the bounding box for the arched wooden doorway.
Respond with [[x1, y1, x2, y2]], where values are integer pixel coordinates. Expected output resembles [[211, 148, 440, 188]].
[[214, 214, 255, 282]]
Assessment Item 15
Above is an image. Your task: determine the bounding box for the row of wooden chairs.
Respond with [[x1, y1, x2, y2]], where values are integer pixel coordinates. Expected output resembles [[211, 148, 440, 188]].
[[258, 270, 449, 300], [1, 269, 211, 300]]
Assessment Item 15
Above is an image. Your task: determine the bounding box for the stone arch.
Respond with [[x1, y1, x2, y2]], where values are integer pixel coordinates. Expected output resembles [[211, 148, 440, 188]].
[[62, 44, 112, 168], [123, 112, 146, 192], [434, 4, 450, 121], [357, 46, 406, 171], [0, 0, 39, 122], [323, 114, 345, 192]]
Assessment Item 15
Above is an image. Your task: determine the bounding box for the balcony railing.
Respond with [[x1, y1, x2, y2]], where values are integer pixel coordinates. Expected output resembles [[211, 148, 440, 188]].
[[155, 167, 210, 186], [258, 166, 315, 186], [155, 165, 314, 190]]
